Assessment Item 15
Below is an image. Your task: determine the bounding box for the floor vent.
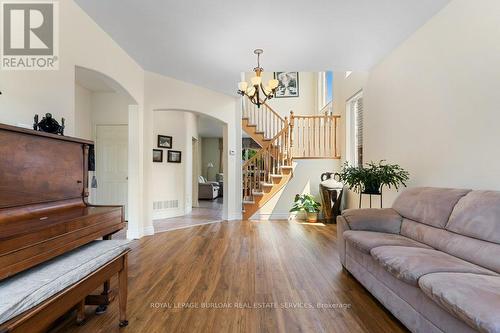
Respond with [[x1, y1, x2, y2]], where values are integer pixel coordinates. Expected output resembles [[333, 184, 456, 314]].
[[153, 200, 179, 210]]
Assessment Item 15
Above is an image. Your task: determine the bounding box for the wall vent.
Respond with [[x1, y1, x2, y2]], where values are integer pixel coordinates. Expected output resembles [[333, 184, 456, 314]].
[[153, 200, 179, 210]]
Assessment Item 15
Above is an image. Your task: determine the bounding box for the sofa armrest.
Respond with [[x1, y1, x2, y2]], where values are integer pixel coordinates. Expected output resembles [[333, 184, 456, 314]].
[[337, 215, 351, 266], [341, 208, 402, 234]]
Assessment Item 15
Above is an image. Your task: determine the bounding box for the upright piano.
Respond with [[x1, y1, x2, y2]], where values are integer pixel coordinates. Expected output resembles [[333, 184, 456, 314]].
[[0, 123, 128, 332]]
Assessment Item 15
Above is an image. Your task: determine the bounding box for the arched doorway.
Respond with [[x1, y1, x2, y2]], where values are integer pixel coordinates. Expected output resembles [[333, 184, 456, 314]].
[[74, 66, 142, 238], [151, 109, 229, 230]]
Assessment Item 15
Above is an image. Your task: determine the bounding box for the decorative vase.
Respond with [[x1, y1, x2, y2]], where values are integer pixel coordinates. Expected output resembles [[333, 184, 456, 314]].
[[306, 212, 318, 223]]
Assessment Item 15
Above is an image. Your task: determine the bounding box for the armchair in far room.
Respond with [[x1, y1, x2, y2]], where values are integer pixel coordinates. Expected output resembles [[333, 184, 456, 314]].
[[198, 176, 220, 200]]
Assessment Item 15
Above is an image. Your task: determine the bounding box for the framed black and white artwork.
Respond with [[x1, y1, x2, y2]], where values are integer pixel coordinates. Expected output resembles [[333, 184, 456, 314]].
[[274, 72, 299, 98], [157, 135, 172, 149], [153, 149, 163, 162], [167, 150, 182, 163]]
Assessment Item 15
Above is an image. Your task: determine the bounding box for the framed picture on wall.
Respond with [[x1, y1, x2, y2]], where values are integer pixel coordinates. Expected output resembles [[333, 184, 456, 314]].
[[167, 150, 182, 163], [153, 149, 163, 162], [157, 135, 172, 148], [274, 72, 299, 98]]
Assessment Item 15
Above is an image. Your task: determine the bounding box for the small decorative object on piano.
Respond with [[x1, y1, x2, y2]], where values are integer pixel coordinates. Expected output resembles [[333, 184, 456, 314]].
[[33, 113, 65, 135]]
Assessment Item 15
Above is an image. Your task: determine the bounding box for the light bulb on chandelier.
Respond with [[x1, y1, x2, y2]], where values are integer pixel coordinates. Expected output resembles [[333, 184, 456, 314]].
[[237, 49, 279, 108]]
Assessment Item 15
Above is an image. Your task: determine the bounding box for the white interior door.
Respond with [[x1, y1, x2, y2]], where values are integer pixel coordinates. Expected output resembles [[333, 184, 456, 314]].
[[95, 125, 128, 219]]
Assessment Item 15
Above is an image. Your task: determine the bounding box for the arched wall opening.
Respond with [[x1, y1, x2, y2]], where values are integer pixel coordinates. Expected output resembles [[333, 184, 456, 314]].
[[152, 108, 229, 221], [74, 66, 144, 239]]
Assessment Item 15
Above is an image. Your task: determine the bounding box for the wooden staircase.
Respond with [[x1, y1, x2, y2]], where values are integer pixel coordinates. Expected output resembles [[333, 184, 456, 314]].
[[241, 100, 341, 220]]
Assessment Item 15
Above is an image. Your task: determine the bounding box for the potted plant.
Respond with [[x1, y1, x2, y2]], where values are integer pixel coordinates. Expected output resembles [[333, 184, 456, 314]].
[[290, 194, 321, 222], [336, 160, 409, 194]]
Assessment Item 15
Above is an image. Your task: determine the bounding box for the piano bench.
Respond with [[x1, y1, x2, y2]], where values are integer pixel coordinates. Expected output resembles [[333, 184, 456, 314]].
[[0, 240, 132, 333]]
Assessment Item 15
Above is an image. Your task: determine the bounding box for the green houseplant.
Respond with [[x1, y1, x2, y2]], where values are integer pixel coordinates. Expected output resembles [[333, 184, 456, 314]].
[[336, 160, 409, 194], [290, 194, 321, 222]]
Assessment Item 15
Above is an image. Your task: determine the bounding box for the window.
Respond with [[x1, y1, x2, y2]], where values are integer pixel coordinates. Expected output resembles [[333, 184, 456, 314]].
[[325, 71, 333, 105], [318, 71, 334, 112], [346, 91, 363, 167]]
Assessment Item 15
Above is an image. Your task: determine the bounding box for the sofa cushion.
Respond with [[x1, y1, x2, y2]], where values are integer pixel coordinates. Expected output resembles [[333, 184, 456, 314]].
[[342, 208, 402, 234], [370, 246, 497, 286], [0, 239, 131, 325], [343, 230, 431, 254], [392, 187, 471, 228], [419, 273, 500, 333], [446, 190, 500, 245], [401, 219, 500, 274]]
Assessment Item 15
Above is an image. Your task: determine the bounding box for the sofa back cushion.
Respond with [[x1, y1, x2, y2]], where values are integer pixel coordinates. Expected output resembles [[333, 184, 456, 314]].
[[392, 187, 471, 228], [401, 219, 500, 274], [446, 190, 500, 245]]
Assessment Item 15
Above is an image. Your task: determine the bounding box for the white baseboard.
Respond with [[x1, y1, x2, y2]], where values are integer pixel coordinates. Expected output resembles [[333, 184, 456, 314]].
[[152, 208, 184, 220], [126, 228, 142, 239], [224, 211, 243, 220], [143, 225, 155, 236]]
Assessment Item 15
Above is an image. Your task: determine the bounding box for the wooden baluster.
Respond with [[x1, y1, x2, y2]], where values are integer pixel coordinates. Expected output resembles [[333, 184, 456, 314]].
[[289, 112, 294, 159], [301, 118, 304, 157], [324, 113, 327, 157], [313, 117, 316, 157], [306, 118, 311, 156], [329, 116, 332, 157], [283, 117, 288, 165], [272, 113, 275, 138], [257, 105, 260, 133], [334, 116, 338, 158], [268, 108, 271, 139]]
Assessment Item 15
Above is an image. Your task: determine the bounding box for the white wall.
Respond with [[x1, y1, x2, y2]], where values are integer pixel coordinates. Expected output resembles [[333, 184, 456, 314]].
[[152, 111, 198, 219], [91, 93, 131, 127], [75, 84, 93, 139], [75, 87, 131, 139], [364, 0, 500, 207]]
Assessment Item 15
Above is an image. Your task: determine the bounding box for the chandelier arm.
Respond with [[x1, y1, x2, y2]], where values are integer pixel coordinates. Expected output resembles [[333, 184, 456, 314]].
[[259, 83, 275, 99]]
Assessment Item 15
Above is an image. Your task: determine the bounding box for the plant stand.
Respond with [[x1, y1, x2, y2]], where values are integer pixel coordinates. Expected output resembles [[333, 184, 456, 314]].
[[359, 190, 383, 208]]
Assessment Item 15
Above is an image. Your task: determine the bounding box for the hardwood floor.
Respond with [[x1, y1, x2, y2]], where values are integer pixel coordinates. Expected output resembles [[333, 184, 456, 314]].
[[52, 220, 407, 333], [153, 198, 223, 233]]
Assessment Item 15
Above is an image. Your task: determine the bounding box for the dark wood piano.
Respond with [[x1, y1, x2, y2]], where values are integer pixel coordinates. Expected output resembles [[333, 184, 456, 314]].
[[0, 123, 129, 332]]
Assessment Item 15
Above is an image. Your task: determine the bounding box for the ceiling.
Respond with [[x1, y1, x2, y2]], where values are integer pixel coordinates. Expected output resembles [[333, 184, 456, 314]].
[[75, 0, 450, 95]]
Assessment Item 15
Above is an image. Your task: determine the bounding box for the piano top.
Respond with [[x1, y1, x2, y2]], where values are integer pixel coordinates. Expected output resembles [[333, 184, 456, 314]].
[[0, 123, 93, 145]]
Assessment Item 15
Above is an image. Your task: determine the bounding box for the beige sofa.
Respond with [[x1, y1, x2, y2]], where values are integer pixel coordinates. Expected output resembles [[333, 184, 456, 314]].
[[337, 187, 500, 333]]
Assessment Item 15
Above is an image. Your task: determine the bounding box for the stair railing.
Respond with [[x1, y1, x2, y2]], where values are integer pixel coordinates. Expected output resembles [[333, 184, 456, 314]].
[[242, 99, 286, 140], [289, 111, 341, 159], [242, 122, 291, 202]]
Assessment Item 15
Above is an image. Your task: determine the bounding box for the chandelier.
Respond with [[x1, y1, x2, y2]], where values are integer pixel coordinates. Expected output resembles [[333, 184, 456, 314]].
[[237, 49, 279, 108]]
